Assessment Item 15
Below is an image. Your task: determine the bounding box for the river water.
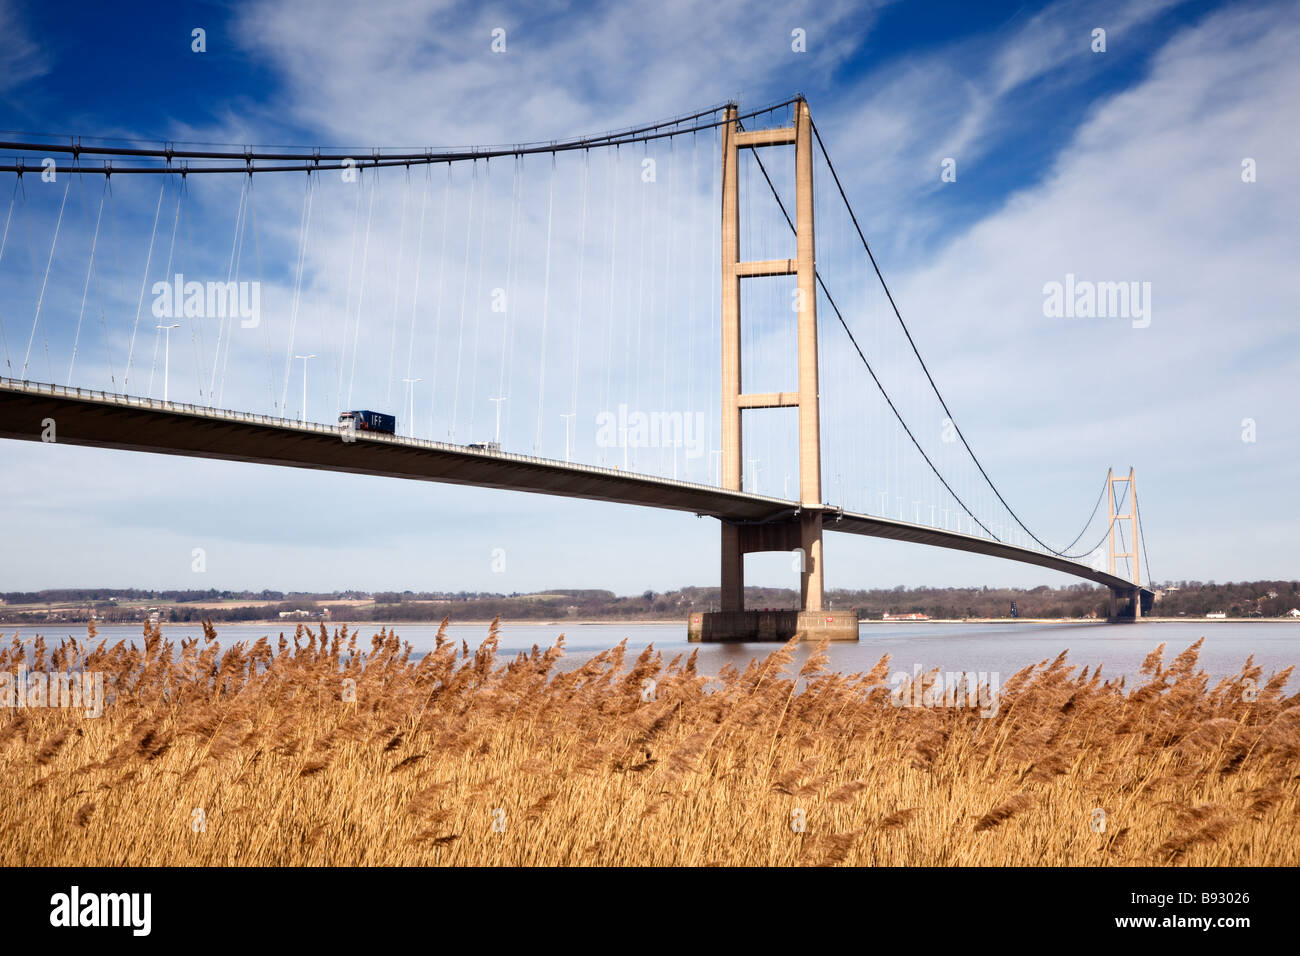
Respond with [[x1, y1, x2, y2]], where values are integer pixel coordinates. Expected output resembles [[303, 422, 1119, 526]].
[[13, 619, 1300, 692]]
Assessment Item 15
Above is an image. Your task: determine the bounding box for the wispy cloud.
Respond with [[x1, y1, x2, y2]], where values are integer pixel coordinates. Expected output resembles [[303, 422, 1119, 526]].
[[233, 0, 884, 144], [0, 0, 49, 95], [875, 1, 1300, 576], [815, 0, 1187, 258]]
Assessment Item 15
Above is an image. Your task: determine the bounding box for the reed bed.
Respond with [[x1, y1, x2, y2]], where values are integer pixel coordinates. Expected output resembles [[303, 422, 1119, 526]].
[[1, 620, 1296, 866]]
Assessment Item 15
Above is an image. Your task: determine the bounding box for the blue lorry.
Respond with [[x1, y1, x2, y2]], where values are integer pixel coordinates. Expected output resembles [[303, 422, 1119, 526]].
[[338, 410, 396, 434]]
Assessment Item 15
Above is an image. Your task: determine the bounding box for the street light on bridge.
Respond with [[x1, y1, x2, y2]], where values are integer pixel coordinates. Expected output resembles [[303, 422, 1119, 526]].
[[294, 354, 315, 422], [155, 324, 179, 402], [401, 377, 421, 437], [489, 395, 507, 447], [559, 412, 575, 462]]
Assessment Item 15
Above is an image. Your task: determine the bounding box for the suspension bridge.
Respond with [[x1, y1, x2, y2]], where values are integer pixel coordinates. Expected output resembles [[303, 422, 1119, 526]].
[[0, 95, 1153, 640]]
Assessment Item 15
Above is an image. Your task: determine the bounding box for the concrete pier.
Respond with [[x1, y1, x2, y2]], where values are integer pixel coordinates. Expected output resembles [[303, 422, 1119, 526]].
[[687, 609, 860, 643], [1107, 585, 1153, 621]]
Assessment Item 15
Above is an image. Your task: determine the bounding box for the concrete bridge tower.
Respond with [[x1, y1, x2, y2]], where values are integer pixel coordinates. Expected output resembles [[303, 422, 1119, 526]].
[[1106, 467, 1147, 620], [689, 97, 859, 643]]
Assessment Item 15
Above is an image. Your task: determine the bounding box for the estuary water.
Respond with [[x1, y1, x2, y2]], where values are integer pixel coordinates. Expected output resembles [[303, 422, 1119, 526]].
[[15, 619, 1300, 693]]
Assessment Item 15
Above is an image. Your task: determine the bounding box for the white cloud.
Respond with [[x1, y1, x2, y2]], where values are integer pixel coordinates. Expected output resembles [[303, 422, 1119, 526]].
[[233, 0, 882, 144], [0, 0, 48, 94], [872, 1, 1300, 578], [814, 0, 1187, 254]]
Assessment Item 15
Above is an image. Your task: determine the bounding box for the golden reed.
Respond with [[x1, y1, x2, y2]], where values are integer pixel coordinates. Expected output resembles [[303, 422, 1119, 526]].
[[1, 620, 1296, 866]]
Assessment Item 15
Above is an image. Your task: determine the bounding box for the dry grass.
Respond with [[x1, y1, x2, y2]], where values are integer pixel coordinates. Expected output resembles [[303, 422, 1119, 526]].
[[1, 620, 1297, 866]]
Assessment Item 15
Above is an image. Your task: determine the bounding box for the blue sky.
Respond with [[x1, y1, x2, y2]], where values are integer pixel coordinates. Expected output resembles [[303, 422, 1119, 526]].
[[1, 0, 1296, 595]]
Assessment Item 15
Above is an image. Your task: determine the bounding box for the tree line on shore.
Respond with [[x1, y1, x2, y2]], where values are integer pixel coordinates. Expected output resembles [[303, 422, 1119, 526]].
[[3, 580, 1297, 624]]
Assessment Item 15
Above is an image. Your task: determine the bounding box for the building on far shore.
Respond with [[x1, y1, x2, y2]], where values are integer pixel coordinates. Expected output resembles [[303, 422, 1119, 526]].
[[1206, 612, 1227, 619], [278, 607, 331, 620], [883, 612, 930, 621]]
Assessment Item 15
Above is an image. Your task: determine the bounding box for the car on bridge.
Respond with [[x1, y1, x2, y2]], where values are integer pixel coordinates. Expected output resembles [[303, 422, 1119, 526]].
[[466, 441, 501, 452], [338, 410, 396, 435]]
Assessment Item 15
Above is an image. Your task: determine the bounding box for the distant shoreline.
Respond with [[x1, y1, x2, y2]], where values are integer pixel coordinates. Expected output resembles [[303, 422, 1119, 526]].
[[6, 615, 1296, 630]]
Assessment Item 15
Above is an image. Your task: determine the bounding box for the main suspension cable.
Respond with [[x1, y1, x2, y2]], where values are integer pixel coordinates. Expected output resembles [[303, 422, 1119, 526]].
[[0, 99, 799, 176], [739, 126, 995, 537], [808, 115, 1089, 557]]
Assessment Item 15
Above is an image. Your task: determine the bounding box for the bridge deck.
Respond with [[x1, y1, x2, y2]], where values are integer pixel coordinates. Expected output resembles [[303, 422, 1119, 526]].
[[0, 379, 1150, 595]]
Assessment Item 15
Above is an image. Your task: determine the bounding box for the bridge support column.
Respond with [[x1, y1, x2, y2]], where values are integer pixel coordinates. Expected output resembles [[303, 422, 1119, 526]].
[[793, 97, 823, 616], [718, 101, 744, 614], [720, 524, 744, 612], [799, 510, 823, 612], [1106, 586, 1148, 622]]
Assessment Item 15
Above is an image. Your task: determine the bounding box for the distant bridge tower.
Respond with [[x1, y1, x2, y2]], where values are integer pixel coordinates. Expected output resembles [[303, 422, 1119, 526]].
[[692, 96, 857, 642], [1106, 467, 1145, 620]]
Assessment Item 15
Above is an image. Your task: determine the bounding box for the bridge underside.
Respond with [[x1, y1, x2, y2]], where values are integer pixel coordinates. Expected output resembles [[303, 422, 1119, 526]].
[[0, 381, 790, 521], [0, 381, 1152, 611]]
